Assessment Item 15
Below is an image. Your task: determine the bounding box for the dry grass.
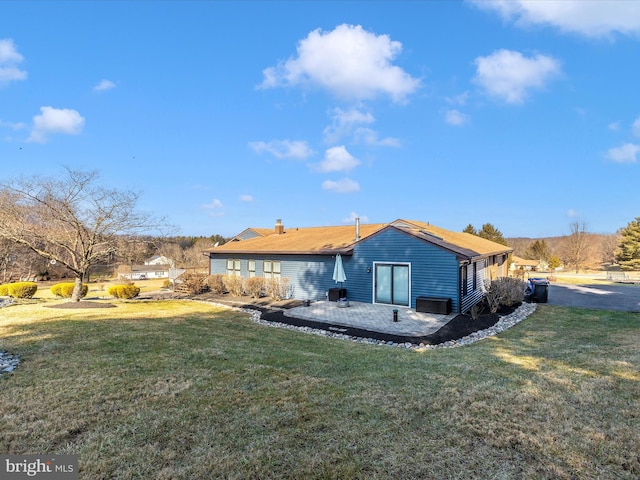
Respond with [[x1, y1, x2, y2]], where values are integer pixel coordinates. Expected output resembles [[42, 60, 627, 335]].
[[1, 300, 638, 479]]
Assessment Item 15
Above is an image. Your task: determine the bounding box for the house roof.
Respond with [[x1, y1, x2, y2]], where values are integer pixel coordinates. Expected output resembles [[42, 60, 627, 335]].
[[229, 227, 275, 242], [512, 255, 539, 267], [206, 219, 512, 260]]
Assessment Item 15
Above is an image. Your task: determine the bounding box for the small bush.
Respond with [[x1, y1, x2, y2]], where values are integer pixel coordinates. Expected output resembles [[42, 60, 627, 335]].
[[243, 277, 265, 298], [207, 274, 225, 294], [223, 275, 244, 296], [162, 279, 171, 289], [6, 282, 38, 299], [469, 302, 484, 320], [180, 273, 209, 295], [484, 277, 526, 313], [0, 284, 8, 296], [265, 277, 291, 301], [50, 282, 88, 299], [108, 284, 140, 299]]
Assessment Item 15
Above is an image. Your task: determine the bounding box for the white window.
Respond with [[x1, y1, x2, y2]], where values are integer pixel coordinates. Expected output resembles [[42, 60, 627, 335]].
[[226, 259, 241, 276], [248, 259, 256, 278], [263, 260, 281, 279]]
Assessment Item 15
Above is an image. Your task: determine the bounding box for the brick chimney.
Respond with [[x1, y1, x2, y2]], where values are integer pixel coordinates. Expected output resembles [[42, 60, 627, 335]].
[[275, 219, 284, 235]]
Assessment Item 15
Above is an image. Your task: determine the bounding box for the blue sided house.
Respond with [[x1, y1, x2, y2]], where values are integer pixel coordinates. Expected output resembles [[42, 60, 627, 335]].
[[207, 219, 512, 314]]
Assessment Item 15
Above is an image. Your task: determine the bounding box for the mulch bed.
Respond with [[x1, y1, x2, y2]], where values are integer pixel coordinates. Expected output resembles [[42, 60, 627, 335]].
[[198, 293, 515, 345], [258, 308, 502, 345]]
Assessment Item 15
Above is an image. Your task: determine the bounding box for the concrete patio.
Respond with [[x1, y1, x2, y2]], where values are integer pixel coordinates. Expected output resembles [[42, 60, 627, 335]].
[[284, 300, 457, 336]]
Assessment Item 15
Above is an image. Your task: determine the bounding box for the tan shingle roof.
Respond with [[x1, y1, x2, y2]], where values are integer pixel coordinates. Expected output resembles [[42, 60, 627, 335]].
[[390, 220, 512, 258], [209, 223, 387, 255], [207, 219, 512, 258]]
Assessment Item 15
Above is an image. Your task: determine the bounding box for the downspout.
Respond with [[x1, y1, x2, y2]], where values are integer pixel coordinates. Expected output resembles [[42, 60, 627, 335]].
[[458, 264, 462, 314]]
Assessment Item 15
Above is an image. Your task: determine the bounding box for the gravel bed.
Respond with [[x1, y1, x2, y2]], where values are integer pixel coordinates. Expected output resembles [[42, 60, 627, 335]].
[[214, 301, 538, 350]]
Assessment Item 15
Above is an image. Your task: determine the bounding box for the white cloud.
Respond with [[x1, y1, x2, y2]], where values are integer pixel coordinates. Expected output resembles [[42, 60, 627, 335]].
[[316, 146, 360, 172], [445, 109, 470, 126], [342, 212, 369, 224], [202, 198, 223, 209], [0, 39, 27, 86], [0, 119, 26, 131], [353, 127, 401, 147], [470, 0, 640, 38], [202, 198, 224, 216], [473, 49, 562, 104], [322, 178, 360, 193], [260, 24, 421, 103], [632, 117, 640, 138], [445, 91, 470, 106], [608, 121, 620, 131], [93, 79, 116, 92], [239, 194, 254, 202], [606, 143, 640, 163], [323, 107, 375, 143], [567, 209, 579, 217], [28, 106, 85, 143], [249, 139, 314, 159], [323, 107, 400, 146]]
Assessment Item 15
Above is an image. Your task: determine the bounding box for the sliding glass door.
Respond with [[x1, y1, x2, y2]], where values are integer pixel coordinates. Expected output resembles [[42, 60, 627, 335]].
[[374, 263, 410, 306]]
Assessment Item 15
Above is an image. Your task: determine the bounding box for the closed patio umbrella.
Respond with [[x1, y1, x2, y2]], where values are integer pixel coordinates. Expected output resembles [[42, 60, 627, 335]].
[[333, 254, 346, 285]]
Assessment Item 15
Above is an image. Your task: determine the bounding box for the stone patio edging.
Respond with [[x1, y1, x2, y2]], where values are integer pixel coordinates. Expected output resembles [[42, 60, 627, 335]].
[[208, 300, 538, 350]]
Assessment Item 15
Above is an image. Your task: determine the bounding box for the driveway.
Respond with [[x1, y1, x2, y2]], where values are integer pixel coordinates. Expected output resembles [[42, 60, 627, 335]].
[[547, 283, 640, 312]]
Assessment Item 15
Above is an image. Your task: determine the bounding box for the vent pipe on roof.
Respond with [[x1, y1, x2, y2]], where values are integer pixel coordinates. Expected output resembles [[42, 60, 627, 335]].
[[275, 219, 284, 235], [355, 217, 360, 241]]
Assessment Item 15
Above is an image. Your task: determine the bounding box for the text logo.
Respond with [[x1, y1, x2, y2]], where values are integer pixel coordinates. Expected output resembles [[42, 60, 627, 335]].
[[1, 455, 78, 479]]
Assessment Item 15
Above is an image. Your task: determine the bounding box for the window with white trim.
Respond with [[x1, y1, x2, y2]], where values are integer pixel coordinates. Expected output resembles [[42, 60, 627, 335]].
[[248, 259, 256, 278], [226, 259, 241, 276], [263, 260, 281, 279]]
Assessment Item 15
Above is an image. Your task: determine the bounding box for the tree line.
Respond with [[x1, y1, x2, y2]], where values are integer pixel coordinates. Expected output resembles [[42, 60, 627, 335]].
[[464, 220, 639, 273]]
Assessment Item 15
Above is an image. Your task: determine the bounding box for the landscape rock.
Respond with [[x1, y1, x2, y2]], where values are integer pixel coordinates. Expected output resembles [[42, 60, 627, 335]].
[[210, 301, 537, 350]]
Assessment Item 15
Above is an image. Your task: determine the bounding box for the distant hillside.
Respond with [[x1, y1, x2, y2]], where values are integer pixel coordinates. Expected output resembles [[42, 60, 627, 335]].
[[507, 233, 620, 270]]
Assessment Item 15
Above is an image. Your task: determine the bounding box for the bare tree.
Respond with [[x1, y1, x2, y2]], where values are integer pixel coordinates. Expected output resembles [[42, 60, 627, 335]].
[[0, 168, 167, 301], [561, 221, 591, 273], [155, 238, 211, 269]]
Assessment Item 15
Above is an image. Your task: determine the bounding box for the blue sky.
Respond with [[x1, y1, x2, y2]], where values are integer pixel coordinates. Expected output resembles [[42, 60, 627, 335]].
[[1, 1, 639, 238]]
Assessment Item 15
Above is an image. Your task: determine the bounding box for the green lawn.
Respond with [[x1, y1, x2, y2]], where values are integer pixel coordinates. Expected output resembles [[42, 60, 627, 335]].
[[1, 300, 638, 479]]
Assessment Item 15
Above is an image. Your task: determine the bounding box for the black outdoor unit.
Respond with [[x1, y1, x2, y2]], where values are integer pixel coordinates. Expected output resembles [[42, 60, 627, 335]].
[[416, 296, 452, 314], [328, 288, 346, 301], [527, 278, 549, 303]]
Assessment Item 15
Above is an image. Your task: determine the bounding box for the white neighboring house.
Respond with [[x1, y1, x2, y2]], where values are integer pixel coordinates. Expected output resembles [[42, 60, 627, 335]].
[[119, 256, 174, 280], [145, 255, 175, 267]]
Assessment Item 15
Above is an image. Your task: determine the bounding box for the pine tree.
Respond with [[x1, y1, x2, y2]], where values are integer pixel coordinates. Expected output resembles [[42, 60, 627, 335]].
[[527, 239, 550, 261], [478, 223, 507, 246], [463, 224, 477, 235], [616, 217, 640, 271]]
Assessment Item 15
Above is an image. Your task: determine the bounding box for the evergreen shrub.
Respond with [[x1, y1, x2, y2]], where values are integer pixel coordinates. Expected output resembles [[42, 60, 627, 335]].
[[6, 282, 38, 299], [108, 284, 140, 299], [51, 282, 88, 298]]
